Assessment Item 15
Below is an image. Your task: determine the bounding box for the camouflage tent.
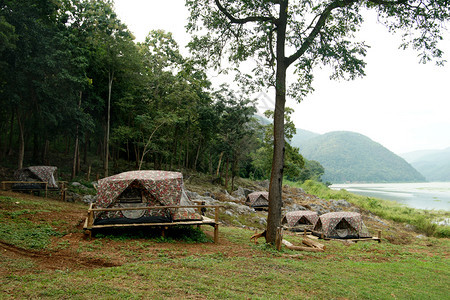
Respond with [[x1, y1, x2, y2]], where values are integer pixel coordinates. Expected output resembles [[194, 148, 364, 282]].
[[93, 170, 201, 225], [282, 211, 319, 228], [313, 212, 370, 239], [245, 191, 269, 209], [13, 166, 58, 189]]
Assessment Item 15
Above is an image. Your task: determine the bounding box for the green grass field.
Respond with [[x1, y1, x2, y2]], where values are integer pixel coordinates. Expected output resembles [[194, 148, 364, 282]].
[[1, 191, 449, 299]]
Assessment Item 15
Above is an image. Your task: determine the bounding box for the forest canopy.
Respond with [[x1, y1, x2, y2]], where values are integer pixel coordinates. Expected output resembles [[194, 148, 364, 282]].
[[0, 0, 321, 187]]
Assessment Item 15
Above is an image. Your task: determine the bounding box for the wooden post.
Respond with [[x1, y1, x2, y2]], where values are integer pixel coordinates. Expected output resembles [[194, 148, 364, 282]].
[[377, 230, 382, 243], [214, 206, 219, 222], [45, 182, 48, 198], [214, 224, 219, 243], [87, 206, 94, 228], [2, 182, 5, 190]]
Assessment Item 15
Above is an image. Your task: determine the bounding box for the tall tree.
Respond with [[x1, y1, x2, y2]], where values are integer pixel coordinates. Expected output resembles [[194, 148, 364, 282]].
[[83, 0, 136, 177], [186, 0, 450, 243]]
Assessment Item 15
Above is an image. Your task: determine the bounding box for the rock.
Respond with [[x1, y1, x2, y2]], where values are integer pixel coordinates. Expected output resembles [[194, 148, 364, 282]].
[[257, 180, 270, 189], [332, 199, 352, 208], [367, 215, 388, 226], [283, 197, 294, 205], [82, 195, 96, 204], [308, 203, 329, 214], [231, 187, 246, 198], [296, 187, 305, 194], [186, 190, 199, 199], [259, 218, 267, 225], [416, 234, 426, 239], [224, 210, 234, 217], [224, 201, 254, 214], [71, 182, 81, 187], [285, 204, 307, 212], [329, 205, 343, 212]]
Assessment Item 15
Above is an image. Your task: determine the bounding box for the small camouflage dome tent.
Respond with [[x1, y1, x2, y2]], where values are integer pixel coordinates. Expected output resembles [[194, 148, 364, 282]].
[[313, 212, 370, 239], [282, 211, 319, 230], [13, 166, 59, 189], [93, 170, 201, 225], [245, 191, 269, 209]]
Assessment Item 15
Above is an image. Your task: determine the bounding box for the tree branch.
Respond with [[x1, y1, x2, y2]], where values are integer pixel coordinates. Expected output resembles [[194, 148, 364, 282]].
[[286, 0, 358, 67], [215, 0, 278, 25]]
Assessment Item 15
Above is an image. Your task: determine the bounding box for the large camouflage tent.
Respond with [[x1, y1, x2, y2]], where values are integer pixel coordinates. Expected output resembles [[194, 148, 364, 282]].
[[13, 166, 59, 189], [93, 170, 201, 225], [245, 191, 269, 209], [282, 211, 319, 228], [313, 212, 370, 239]]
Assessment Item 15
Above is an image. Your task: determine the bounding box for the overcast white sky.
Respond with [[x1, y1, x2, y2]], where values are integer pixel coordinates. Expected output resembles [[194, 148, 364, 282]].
[[114, 0, 450, 155]]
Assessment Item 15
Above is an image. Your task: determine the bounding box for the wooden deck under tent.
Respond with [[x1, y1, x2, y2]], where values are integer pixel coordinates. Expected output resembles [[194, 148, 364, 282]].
[[83, 203, 222, 243]]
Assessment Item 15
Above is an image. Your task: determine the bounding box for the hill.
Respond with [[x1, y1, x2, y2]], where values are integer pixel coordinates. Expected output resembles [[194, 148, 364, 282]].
[[289, 128, 321, 147], [400, 147, 450, 181], [298, 131, 425, 183]]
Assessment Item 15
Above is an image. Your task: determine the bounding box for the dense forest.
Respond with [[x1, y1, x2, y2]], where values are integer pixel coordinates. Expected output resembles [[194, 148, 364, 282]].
[[0, 0, 323, 188]]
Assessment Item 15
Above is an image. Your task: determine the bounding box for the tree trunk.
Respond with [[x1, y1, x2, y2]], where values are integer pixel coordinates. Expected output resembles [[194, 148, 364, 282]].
[[225, 156, 229, 190], [72, 91, 82, 179], [194, 143, 201, 171], [216, 151, 224, 177], [17, 109, 24, 169], [104, 70, 114, 177], [266, 1, 288, 244], [7, 108, 14, 156], [42, 139, 49, 165]]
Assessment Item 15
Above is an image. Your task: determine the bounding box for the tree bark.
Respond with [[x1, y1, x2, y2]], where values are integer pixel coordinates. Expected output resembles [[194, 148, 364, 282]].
[[266, 0, 288, 244], [104, 70, 114, 177], [72, 91, 82, 179], [7, 108, 14, 156], [216, 151, 224, 177], [16, 109, 24, 169]]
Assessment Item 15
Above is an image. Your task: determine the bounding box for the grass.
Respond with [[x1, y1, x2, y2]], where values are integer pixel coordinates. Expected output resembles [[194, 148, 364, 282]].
[[1, 187, 449, 299], [2, 226, 449, 299], [291, 180, 450, 238]]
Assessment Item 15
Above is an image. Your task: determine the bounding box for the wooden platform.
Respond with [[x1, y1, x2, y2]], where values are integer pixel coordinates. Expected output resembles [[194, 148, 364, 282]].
[[1, 180, 67, 201], [309, 230, 382, 243], [83, 203, 222, 243]]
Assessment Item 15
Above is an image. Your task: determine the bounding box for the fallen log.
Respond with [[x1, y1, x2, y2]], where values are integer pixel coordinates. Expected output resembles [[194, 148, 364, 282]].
[[302, 237, 326, 250], [250, 230, 266, 244], [282, 239, 324, 252]]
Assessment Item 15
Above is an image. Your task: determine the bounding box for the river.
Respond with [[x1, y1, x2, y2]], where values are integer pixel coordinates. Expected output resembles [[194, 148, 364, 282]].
[[330, 182, 450, 211]]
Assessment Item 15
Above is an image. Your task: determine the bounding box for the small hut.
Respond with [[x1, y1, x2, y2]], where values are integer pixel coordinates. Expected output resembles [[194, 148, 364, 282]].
[[282, 210, 319, 231], [313, 212, 370, 239], [245, 191, 269, 210]]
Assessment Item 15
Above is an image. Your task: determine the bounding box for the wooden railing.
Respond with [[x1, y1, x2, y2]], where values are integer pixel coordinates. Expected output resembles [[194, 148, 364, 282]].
[[85, 203, 223, 242]]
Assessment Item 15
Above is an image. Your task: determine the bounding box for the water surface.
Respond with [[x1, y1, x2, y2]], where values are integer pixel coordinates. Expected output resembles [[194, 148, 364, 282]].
[[330, 182, 450, 211]]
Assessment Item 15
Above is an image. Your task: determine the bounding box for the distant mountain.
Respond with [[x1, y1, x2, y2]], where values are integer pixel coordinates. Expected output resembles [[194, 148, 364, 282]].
[[290, 128, 320, 148], [400, 147, 450, 181], [298, 131, 426, 183]]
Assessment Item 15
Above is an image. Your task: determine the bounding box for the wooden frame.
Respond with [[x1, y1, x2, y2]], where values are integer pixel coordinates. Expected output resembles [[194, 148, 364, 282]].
[[83, 203, 222, 243], [1, 180, 67, 201], [310, 229, 382, 243]]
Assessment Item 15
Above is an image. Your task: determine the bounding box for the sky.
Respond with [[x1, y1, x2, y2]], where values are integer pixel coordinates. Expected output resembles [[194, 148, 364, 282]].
[[114, 0, 450, 155]]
